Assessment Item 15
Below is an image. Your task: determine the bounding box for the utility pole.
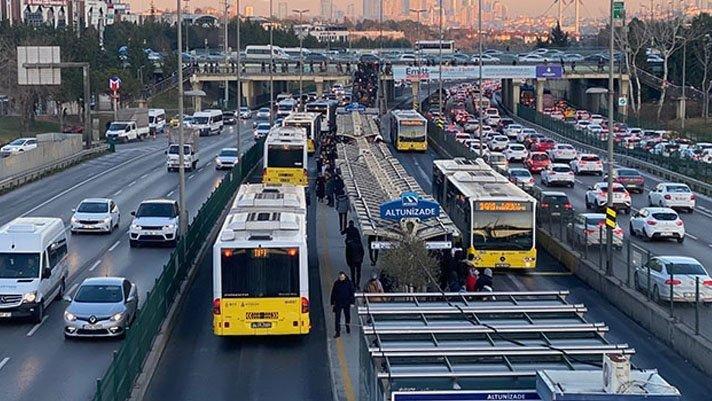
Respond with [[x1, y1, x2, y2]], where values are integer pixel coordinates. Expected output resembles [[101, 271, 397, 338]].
[[294, 9, 309, 111], [478, 0, 484, 158], [269, 0, 274, 126], [681, 39, 687, 130], [184, 0, 190, 53], [605, 0, 616, 276], [409, 8, 426, 111], [176, 0, 187, 236], [236, 0, 242, 158], [224, 0, 229, 107], [438, 0, 443, 118]]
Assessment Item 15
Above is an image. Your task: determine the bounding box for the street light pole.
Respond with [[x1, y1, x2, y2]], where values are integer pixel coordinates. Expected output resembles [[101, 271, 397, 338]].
[[223, 0, 229, 106], [293, 9, 309, 111], [236, 0, 242, 157], [438, 0, 443, 117], [606, 0, 615, 276], [681, 39, 687, 130], [176, 0, 188, 235], [409, 8, 426, 111], [478, 0, 484, 158], [269, 0, 274, 126]]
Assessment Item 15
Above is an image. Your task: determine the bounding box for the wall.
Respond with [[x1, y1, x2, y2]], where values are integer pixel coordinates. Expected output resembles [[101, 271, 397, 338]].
[[0, 133, 83, 180]]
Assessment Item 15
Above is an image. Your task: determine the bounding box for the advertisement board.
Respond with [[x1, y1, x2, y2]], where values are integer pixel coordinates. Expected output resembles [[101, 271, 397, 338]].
[[392, 390, 541, 401], [393, 65, 564, 81]]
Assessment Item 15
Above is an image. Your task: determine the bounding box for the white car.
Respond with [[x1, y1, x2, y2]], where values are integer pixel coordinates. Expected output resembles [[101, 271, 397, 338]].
[[254, 122, 271, 140], [541, 164, 575, 187], [485, 152, 508, 170], [507, 167, 535, 189], [518, 53, 547, 63], [215, 148, 239, 170], [517, 128, 538, 143], [574, 120, 591, 131], [487, 135, 509, 151], [503, 143, 528, 162], [635, 256, 712, 303], [589, 114, 604, 125], [1, 137, 38, 157], [586, 124, 603, 137], [255, 107, 271, 120], [547, 144, 577, 162], [238, 107, 252, 119], [570, 154, 604, 175], [71, 198, 120, 234], [648, 182, 696, 212], [629, 207, 685, 243], [129, 199, 181, 247], [471, 54, 500, 63], [503, 124, 523, 140], [585, 182, 631, 213], [455, 132, 471, 144], [469, 141, 490, 155], [572, 213, 624, 248]]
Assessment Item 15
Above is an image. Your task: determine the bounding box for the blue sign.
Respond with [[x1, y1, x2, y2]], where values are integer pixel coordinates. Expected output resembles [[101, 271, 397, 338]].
[[393, 390, 541, 401], [535, 65, 563, 79], [380, 192, 440, 221], [345, 102, 366, 112]]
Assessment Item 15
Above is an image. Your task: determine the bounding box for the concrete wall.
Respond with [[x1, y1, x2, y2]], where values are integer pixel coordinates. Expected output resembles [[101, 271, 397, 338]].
[[0, 134, 83, 180], [538, 229, 712, 376]]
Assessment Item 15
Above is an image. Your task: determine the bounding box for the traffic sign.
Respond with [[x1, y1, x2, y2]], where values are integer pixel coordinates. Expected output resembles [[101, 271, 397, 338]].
[[618, 97, 628, 107], [606, 207, 617, 229], [108, 76, 121, 93], [17, 46, 61, 85], [613, 1, 626, 26], [380, 191, 440, 222]]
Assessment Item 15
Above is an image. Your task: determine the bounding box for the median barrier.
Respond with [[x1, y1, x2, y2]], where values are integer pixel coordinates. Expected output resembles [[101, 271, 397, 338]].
[[92, 140, 264, 401]]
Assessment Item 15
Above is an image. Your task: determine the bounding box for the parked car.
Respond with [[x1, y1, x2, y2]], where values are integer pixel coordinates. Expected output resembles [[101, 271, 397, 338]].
[[629, 207, 685, 243], [70, 198, 120, 234], [634, 256, 712, 303], [63, 277, 139, 338], [648, 182, 695, 212], [585, 182, 631, 213], [1, 137, 37, 157], [541, 164, 575, 187], [572, 213, 624, 248]]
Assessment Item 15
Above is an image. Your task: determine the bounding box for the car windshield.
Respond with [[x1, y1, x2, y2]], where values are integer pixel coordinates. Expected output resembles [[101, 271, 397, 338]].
[[651, 212, 677, 221], [220, 149, 238, 157], [510, 170, 531, 178], [618, 169, 639, 176], [240, 107, 249, 112], [108, 123, 128, 131], [472, 206, 534, 251], [543, 195, 568, 204], [257, 123, 270, 130], [531, 154, 548, 161], [581, 156, 599, 162], [666, 262, 706, 276], [136, 203, 175, 218], [510, 145, 525, 150], [586, 216, 605, 226], [552, 166, 570, 173], [168, 145, 191, 155], [8, 139, 27, 146], [74, 285, 123, 303], [78, 202, 108, 213], [666, 185, 690, 193], [0, 253, 40, 279], [193, 116, 209, 124]]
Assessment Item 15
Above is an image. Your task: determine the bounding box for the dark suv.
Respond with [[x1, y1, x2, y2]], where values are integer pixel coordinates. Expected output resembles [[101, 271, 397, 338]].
[[537, 191, 574, 220]]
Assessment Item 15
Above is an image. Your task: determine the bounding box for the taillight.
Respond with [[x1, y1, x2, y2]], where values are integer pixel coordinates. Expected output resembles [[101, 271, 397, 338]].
[[646, 220, 657, 225], [301, 297, 310, 314], [691, 194, 696, 200], [703, 280, 712, 287], [212, 298, 221, 315], [664, 195, 671, 200], [665, 279, 682, 286], [541, 203, 549, 208], [676, 220, 684, 226], [614, 228, 623, 235], [564, 202, 573, 209]]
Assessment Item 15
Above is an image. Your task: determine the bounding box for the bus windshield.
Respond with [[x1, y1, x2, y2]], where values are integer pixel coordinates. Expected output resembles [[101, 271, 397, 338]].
[[398, 122, 426, 142], [0, 253, 40, 279], [267, 146, 304, 168], [472, 210, 534, 251], [220, 248, 299, 297]]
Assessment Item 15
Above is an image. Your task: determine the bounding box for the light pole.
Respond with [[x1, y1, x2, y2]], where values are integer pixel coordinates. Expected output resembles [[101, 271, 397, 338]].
[[176, 0, 188, 235], [223, 0, 229, 106], [269, 0, 274, 126], [293, 8, 309, 111], [677, 35, 687, 130], [409, 8, 426, 111], [605, 0, 615, 275], [438, 0, 443, 117], [184, 0, 190, 53], [477, 0, 484, 158], [236, 0, 242, 158]]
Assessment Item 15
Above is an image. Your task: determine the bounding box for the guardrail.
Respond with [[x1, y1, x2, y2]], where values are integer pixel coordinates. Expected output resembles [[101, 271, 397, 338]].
[[91, 139, 264, 401], [515, 107, 712, 196]]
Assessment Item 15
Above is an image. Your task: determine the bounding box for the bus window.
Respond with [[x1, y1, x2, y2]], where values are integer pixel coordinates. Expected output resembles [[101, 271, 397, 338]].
[[471, 203, 533, 251], [267, 146, 304, 168], [220, 248, 299, 297]]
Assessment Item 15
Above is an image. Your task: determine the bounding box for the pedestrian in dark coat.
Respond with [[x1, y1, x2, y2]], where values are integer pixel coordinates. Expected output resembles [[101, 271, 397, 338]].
[[330, 272, 355, 338], [325, 174, 335, 206], [333, 173, 345, 198], [335, 193, 349, 232], [345, 228, 365, 288], [316, 175, 325, 203]]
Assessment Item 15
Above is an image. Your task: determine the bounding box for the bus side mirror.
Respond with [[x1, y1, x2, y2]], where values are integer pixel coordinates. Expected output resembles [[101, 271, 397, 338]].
[[41, 268, 51, 280]]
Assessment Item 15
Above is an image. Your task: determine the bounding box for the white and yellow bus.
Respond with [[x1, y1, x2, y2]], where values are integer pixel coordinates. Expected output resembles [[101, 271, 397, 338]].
[[212, 184, 310, 336], [432, 158, 537, 269], [263, 126, 308, 186], [282, 112, 321, 155], [391, 109, 428, 151]]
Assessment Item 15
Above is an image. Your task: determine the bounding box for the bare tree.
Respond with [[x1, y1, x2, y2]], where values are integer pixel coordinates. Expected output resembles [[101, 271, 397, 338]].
[[693, 33, 712, 120], [378, 224, 440, 291], [616, 19, 648, 117]]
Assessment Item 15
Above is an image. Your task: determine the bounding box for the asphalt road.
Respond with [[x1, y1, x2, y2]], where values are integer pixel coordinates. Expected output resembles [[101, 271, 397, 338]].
[[0, 121, 254, 401], [388, 125, 712, 400], [143, 164, 333, 401]]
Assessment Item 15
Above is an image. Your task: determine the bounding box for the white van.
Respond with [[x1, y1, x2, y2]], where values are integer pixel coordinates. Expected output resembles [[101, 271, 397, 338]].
[[192, 109, 223, 136], [149, 108, 167, 134], [244, 45, 289, 60], [0, 217, 69, 323]]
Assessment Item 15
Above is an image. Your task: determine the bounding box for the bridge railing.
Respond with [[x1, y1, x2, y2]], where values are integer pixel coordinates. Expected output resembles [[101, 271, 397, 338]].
[[91, 139, 264, 401], [189, 61, 353, 77]]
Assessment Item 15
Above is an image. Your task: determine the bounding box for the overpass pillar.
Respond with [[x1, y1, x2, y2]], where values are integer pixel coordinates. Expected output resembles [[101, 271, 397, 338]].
[[315, 78, 325, 98], [412, 80, 420, 111], [619, 77, 630, 116], [512, 81, 521, 114], [191, 80, 203, 112], [501, 79, 511, 111], [242, 81, 255, 108], [535, 79, 545, 112]]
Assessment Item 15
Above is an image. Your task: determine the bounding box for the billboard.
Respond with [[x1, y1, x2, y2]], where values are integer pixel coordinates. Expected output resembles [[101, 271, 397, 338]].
[[392, 390, 541, 401], [25, 0, 68, 5], [392, 65, 563, 81]]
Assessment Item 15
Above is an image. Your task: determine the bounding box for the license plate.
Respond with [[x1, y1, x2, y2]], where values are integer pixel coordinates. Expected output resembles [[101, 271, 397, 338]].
[[551, 212, 561, 216], [0, 312, 11, 318], [660, 232, 673, 236], [684, 293, 694, 298], [495, 263, 511, 268], [83, 324, 101, 330], [149, 231, 161, 235], [251, 322, 272, 329]]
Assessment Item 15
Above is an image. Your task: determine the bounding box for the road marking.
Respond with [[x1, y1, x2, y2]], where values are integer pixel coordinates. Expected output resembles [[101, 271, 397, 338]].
[[525, 271, 574, 276], [89, 260, 102, 271], [113, 189, 123, 196], [574, 179, 584, 184], [26, 316, 48, 337], [67, 283, 79, 295], [20, 151, 154, 217], [108, 240, 120, 252], [127, 180, 136, 187], [140, 173, 149, 179], [685, 233, 698, 240], [0, 357, 9, 371], [166, 190, 175, 197], [188, 174, 195, 180]]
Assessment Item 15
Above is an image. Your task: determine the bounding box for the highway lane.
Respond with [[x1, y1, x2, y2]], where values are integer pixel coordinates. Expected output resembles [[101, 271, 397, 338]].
[[0, 122, 255, 401], [143, 165, 333, 401], [391, 138, 712, 400]]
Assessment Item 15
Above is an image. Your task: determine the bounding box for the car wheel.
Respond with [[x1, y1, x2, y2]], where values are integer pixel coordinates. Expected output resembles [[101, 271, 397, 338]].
[[677, 236, 684, 244], [629, 223, 635, 237], [569, 182, 575, 188], [585, 199, 591, 210], [659, 200, 664, 207], [648, 196, 653, 206], [688, 208, 694, 214], [129, 239, 138, 248], [32, 302, 44, 324]]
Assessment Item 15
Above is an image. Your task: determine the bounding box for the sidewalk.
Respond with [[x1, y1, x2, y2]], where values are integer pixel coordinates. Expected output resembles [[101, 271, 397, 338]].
[[317, 198, 375, 401]]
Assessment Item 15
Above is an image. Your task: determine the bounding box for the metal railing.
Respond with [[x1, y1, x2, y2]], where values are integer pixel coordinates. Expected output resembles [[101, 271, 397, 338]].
[[91, 139, 264, 401]]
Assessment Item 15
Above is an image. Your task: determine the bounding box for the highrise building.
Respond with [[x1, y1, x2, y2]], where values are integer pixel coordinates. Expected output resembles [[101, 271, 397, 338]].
[[321, 0, 332, 20], [346, 3, 354, 20], [277, 1, 287, 19], [362, 0, 380, 20]]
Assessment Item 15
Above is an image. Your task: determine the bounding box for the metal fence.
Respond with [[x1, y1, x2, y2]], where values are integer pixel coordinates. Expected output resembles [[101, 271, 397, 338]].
[[91, 139, 264, 401], [537, 207, 711, 343], [516, 106, 712, 183]]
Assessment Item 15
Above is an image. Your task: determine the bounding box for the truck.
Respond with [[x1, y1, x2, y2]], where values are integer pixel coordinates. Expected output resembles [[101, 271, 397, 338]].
[[166, 128, 199, 172], [105, 108, 150, 142]]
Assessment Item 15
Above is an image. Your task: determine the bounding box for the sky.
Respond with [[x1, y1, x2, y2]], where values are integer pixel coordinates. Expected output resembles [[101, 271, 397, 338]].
[[129, 0, 656, 19]]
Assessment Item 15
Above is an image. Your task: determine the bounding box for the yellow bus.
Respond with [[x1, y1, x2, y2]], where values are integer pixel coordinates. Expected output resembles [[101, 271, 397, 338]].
[[282, 112, 321, 155], [212, 184, 310, 336], [391, 109, 428, 151], [263, 126, 308, 186], [432, 158, 537, 269]]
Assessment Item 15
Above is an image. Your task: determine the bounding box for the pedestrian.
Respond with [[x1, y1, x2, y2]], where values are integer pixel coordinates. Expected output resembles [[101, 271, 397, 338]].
[[316, 175, 325, 203], [447, 270, 462, 292], [364, 273, 385, 302], [597, 58, 604, 72], [345, 222, 365, 287], [333, 173, 345, 197], [330, 271, 355, 338], [465, 268, 479, 292], [335, 192, 349, 233], [571, 60, 576, 72], [325, 173, 335, 206], [559, 57, 565, 72], [476, 268, 494, 292]]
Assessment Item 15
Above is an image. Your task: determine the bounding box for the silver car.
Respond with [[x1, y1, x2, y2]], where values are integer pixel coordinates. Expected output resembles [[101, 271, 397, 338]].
[[215, 148, 239, 170], [635, 256, 712, 303], [63, 277, 138, 338]]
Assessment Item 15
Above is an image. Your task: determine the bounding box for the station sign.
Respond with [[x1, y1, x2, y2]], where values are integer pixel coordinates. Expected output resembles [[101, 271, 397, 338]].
[[379, 191, 440, 221], [344, 102, 366, 112], [392, 390, 541, 400], [393, 65, 564, 81], [535, 65, 563, 79]]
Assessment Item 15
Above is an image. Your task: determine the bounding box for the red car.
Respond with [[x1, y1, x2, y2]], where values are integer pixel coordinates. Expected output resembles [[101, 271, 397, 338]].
[[525, 152, 552, 174], [529, 138, 557, 152], [523, 133, 546, 148]]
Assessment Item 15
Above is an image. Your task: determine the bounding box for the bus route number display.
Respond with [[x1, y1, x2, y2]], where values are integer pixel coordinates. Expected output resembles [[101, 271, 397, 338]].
[[477, 201, 529, 212], [401, 120, 425, 126]]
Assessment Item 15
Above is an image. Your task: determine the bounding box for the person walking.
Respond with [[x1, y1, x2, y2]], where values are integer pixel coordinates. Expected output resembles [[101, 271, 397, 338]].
[[364, 273, 385, 302], [316, 175, 325, 203], [335, 193, 349, 233], [345, 225, 365, 288], [325, 173, 335, 206], [330, 272, 355, 338]]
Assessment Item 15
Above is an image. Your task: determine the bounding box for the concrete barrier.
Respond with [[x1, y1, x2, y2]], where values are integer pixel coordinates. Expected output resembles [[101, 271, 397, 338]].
[[538, 229, 712, 376], [0, 133, 83, 180]]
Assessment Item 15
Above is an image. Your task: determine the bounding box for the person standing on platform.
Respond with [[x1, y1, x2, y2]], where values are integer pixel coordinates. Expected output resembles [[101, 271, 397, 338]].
[[325, 173, 335, 207], [330, 272, 355, 338], [335, 193, 349, 233], [316, 175, 325, 203], [344, 221, 365, 287]]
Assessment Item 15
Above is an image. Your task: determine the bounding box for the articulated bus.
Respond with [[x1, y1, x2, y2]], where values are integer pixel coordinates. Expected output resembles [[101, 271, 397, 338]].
[[415, 40, 456, 54], [212, 184, 310, 335], [432, 158, 537, 269], [263, 126, 308, 186], [306, 100, 338, 135], [390, 109, 428, 151], [282, 112, 322, 155]]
